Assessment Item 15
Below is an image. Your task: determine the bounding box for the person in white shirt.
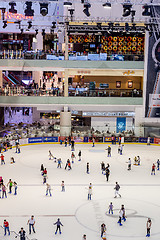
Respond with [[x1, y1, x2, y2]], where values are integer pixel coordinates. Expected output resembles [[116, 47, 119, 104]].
[[27, 215, 35, 234]]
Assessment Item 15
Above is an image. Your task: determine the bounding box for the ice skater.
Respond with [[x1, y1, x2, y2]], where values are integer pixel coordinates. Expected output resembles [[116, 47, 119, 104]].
[[78, 150, 81, 161], [105, 167, 110, 182], [108, 202, 113, 214], [2, 184, 7, 198], [10, 157, 15, 164], [65, 159, 71, 170], [101, 161, 105, 174], [4, 219, 10, 236], [57, 158, 62, 168], [1, 154, 5, 165], [127, 158, 131, 170], [146, 218, 152, 237], [19, 227, 26, 240], [68, 135, 71, 146], [43, 173, 47, 184], [71, 139, 75, 151], [147, 137, 150, 145], [14, 182, 17, 195], [46, 183, 52, 196], [118, 144, 121, 154], [61, 181, 65, 192], [83, 234, 86, 240], [121, 205, 126, 222], [7, 179, 13, 194], [106, 146, 111, 157], [54, 218, 63, 234], [137, 156, 141, 165], [101, 223, 106, 238], [151, 163, 156, 175], [114, 182, 121, 198], [88, 183, 92, 200], [86, 162, 89, 174], [40, 164, 44, 174], [102, 229, 106, 240], [71, 152, 75, 163], [157, 159, 160, 170], [92, 137, 95, 147], [120, 144, 123, 155], [65, 138, 67, 147], [117, 208, 123, 226], [27, 216, 36, 234], [48, 150, 56, 160]]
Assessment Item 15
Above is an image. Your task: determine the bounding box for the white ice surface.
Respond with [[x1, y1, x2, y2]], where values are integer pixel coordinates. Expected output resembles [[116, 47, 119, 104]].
[[0, 143, 160, 240]]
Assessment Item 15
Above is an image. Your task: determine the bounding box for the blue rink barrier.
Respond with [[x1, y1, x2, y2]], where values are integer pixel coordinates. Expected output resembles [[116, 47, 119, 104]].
[[43, 137, 58, 142], [28, 137, 43, 143]]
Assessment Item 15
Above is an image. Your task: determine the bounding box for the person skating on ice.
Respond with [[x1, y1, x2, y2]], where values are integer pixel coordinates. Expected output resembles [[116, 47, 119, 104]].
[[3, 219, 10, 236], [65, 159, 71, 170], [88, 183, 92, 200], [57, 158, 62, 168], [92, 137, 95, 147], [118, 144, 121, 154], [14, 182, 17, 195], [40, 164, 44, 174], [151, 163, 156, 175], [65, 138, 67, 147], [146, 218, 152, 237], [117, 208, 123, 226], [78, 150, 81, 161], [68, 135, 71, 146], [120, 144, 123, 155], [86, 162, 89, 174], [2, 184, 7, 198], [127, 158, 131, 170], [1, 153, 5, 165], [101, 161, 105, 174], [71, 139, 75, 151], [137, 156, 141, 165], [157, 159, 160, 170], [114, 182, 121, 198], [106, 146, 111, 157], [10, 157, 15, 164], [54, 218, 63, 234], [82, 234, 86, 240], [105, 167, 110, 182], [61, 181, 65, 192], [19, 227, 26, 240], [121, 205, 126, 222], [27, 215, 36, 234], [48, 150, 56, 161], [46, 183, 52, 196], [71, 152, 75, 163], [108, 202, 113, 214], [101, 223, 106, 238], [7, 179, 13, 194]]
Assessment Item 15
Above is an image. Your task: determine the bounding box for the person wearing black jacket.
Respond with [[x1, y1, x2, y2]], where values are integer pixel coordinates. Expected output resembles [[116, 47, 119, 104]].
[[19, 227, 26, 240], [105, 167, 110, 181], [54, 218, 63, 234]]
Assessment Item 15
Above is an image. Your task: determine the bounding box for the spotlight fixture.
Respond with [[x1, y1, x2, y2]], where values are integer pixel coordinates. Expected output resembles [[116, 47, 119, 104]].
[[103, 2, 111, 8], [42, 29, 45, 36], [83, 3, 91, 17], [122, 4, 132, 17], [40, 3, 48, 16], [68, 8, 74, 21], [35, 29, 38, 35], [28, 21, 32, 29], [63, 1, 72, 7], [3, 20, 7, 29], [24, 2, 34, 17], [9, 2, 17, 14], [142, 5, 151, 16]]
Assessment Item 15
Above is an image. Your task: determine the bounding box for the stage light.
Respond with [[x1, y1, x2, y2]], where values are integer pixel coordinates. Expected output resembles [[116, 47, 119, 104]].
[[123, 4, 132, 17], [28, 21, 32, 29], [40, 3, 48, 16], [103, 2, 111, 8], [9, 2, 17, 14], [25, 2, 34, 17], [142, 5, 151, 16], [83, 3, 91, 17], [63, 1, 72, 7], [3, 20, 7, 28], [35, 29, 38, 35], [42, 29, 45, 36]]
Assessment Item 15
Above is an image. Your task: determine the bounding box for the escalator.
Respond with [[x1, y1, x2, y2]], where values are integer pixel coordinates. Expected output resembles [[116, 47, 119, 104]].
[[2, 73, 16, 86], [9, 72, 27, 87]]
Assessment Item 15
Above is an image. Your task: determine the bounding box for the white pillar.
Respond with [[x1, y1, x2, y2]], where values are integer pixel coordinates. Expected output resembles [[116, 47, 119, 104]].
[[32, 71, 43, 87], [36, 32, 43, 50], [64, 23, 69, 60], [134, 106, 144, 137], [64, 70, 68, 97], [0, 71, 3, 87], [60, 109, 71, 136]]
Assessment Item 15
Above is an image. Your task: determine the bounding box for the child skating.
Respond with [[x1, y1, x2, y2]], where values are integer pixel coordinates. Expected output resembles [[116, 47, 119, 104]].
[[61, 181, 65, 192], [108, 202, 113, 214], [114, 182, 121, 198], [151, 163, 156, 175], [46, 183, 52, 196], [54, 218, 63, 234], [71, 152, 75, 163]]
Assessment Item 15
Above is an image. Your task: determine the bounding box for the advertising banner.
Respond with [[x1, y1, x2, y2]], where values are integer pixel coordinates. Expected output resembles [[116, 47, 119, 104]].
[[154, 138, 160, 144], [104, 137, 112, 142], [74, 137, 84, 142], [116, 117, 126, 133], [28, 137, 43, 143], [43, 137, 58, 142], [89, 137, 103, 142], [145, 6, 160, 117], [83, 137, 89, 142]]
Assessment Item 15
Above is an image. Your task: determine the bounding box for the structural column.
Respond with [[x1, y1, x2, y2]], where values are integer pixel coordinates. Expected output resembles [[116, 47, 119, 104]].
[[134, 106, 144, 137], [32, 71, 43, 88], [64, 22, 69, 60], [0, 71, 3, 88], [60, 107, 71, 136], [64, 69, 69, 97]]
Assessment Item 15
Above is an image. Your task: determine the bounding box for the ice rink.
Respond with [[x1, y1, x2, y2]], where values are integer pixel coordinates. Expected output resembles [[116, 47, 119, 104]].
[[0, 143, 160, 240]]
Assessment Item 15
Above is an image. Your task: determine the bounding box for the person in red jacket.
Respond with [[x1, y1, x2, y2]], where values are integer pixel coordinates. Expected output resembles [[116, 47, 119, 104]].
[[4, 219, 10, 236], [151, 164, 156, 175], [1, 154, 5, 165]]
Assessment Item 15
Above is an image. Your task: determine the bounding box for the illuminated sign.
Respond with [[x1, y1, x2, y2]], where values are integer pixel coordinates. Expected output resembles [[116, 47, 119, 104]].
[[4, 12, 33, 20]]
